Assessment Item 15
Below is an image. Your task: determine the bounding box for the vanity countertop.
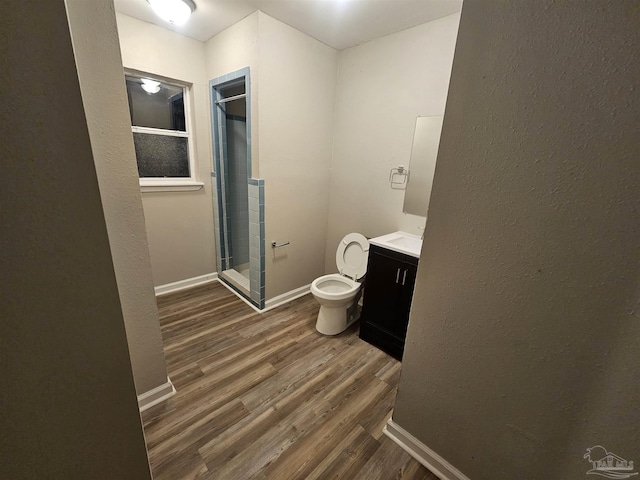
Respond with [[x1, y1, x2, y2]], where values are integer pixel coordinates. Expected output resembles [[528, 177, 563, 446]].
[[368, 231, 422, 258]]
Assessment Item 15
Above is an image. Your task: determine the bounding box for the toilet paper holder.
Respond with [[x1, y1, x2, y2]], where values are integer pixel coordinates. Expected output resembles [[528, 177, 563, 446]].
[[271, 241, 290, 248]]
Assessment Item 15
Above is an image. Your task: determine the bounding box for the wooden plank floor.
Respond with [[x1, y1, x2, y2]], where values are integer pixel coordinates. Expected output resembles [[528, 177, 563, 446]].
[[142, 281, 439, 480]]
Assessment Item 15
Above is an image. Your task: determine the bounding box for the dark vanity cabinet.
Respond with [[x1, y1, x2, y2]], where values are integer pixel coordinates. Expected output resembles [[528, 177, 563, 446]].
[[359, 245, 418, 360]]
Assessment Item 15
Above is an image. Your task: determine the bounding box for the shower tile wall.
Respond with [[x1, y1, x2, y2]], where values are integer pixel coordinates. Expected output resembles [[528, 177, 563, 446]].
[[226, 116, 249, 268], [248, 179, 265, 309]]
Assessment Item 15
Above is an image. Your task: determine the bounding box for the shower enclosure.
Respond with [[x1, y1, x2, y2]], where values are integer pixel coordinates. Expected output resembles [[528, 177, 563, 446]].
[[210, 68, 265, 309]]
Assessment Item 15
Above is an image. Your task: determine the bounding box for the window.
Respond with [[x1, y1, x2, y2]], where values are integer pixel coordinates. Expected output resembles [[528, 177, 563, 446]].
[[125, 73, 201, 190]]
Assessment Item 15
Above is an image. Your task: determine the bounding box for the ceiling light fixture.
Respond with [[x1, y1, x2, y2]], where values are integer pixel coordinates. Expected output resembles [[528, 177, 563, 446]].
[[147, 0, 196, 26], [141, 78, 161, 94]]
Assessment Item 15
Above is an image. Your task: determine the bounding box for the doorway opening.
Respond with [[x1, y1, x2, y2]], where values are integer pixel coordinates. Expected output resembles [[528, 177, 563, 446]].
[[210, 68, 265, 309]]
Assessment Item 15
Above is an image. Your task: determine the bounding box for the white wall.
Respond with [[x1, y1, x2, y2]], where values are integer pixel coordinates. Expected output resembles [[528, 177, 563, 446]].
[[393, 1, 640, 478], [1, 0, 151, 476], [257, 12, 338, 298], [325, 13, 460, 272], [117, 13, 216, 287], [68, 2, 168, 396]]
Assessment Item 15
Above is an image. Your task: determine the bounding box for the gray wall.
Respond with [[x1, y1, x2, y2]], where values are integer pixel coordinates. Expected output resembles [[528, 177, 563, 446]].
[[66, 0, 169, 396], [393, 1, 640, 479], [0, 0, 152, 477], [227, 116, 250, 268]]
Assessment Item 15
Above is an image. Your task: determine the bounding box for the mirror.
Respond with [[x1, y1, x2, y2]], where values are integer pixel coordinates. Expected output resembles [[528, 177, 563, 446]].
[[403, 115, 444, 216]]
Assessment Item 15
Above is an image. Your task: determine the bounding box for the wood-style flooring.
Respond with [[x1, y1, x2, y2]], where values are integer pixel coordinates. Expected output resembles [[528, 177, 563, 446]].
[[142, 281, 438, 480]]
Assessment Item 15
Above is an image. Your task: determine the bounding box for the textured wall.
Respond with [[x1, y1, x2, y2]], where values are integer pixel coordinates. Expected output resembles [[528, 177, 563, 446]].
[[117, 13, 217, 287], [67, 1, 168, 395], [0, 0, 151, 476], [325, 14, 460, 273], [393, 1, 640, 479]]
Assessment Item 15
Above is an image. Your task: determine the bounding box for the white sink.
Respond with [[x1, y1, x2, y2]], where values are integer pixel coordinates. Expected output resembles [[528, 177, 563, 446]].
[[369, 231, 423, 258]]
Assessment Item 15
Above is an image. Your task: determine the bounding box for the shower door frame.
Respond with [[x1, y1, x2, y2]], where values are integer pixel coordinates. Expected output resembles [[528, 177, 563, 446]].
[[209, 67, 265, 309]]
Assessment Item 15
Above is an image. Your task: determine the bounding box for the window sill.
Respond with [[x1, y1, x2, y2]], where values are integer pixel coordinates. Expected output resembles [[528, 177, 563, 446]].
[[140, 180, 205, 193]]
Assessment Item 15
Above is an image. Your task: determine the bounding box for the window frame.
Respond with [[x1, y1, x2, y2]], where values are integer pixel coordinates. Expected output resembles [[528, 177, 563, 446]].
[[124, 70, 203, 192]]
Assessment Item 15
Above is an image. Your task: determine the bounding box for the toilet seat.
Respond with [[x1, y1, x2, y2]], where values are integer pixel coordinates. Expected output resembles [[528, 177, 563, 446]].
[[336, 233, 369, 280], [311, 274, 359, 302]]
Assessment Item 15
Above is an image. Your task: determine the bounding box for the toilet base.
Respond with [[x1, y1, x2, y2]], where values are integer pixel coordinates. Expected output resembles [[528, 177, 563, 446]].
[[315, 302, 360, 335]]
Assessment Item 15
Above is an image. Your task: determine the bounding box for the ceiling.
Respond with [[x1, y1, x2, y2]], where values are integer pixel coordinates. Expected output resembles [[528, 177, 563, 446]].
[[113, 0, 463, 50]]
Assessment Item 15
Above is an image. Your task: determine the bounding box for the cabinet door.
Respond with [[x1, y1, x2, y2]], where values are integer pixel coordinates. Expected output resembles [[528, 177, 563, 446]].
[[396, 261, 418, 340], [361, 250, 404, 338], [360, 247, 419, 360]]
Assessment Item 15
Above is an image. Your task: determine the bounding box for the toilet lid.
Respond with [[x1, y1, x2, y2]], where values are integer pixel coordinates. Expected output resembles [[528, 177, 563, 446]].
[[336, 233, 369, 280]]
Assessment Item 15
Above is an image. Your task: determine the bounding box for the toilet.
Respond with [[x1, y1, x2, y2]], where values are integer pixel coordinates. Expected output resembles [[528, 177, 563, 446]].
[[311, 233, 369, 335]]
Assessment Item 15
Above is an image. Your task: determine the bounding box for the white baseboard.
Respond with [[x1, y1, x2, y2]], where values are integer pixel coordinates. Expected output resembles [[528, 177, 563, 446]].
[[217, 278, 311, 314], [155, 272, 218, 296], [263, 284, 311, 312], [137, 377, 176, 412], [384, 419, 470, 480]]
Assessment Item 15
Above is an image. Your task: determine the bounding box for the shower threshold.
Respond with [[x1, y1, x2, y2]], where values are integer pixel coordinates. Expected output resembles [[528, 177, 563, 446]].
[[221, 268, 250, 295]]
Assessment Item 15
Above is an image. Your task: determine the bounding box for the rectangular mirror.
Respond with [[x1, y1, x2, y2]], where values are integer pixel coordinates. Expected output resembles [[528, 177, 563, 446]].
[[403, 115, 444, 216]]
